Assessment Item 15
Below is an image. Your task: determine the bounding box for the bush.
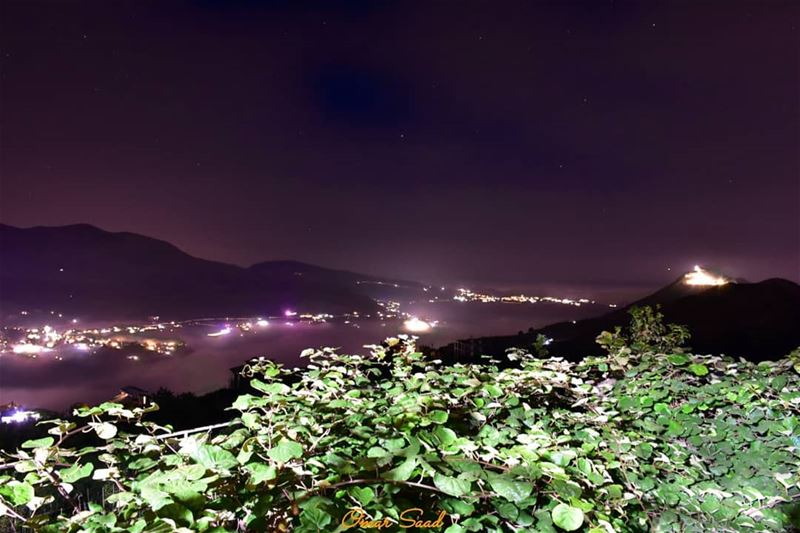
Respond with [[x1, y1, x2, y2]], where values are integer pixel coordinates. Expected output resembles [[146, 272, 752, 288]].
[[1, 314, 799, 532]]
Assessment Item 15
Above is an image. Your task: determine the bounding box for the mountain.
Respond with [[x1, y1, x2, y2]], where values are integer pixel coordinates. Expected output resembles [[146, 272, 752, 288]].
[[247, 260, 428, 301], [439, 271, 800, 361], [0, 224, 410, 321]]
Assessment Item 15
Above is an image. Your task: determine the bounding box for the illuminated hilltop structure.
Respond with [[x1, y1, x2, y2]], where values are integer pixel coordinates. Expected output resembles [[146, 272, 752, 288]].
[[683, 265, 731, 287], [0, 403, 41, 425]]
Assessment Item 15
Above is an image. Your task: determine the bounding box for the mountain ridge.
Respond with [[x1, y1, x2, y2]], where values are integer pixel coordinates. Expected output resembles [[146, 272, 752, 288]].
[[0, 223, 419, 320]]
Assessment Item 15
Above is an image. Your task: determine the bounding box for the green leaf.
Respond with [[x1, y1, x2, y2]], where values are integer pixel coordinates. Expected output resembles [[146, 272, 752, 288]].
[[494, 501, 519, 521], [428, 410, 449, 424], [618, 396, 636, 410], [433, 472, 471, 497], [653, 403, 670, 414], [21, 437, 54, 449], [59, 462, 94, 483], [382, 457, 417, 481], [92, 422, 118, 440], [434, 427, 458, 447], [552, 479, 582, 499], [443, 498, 475, 517], [246, 463, 277, 485], [545, 449, 577, 467], [92, 468, 115, 480], [160, 502, 194, 526], [771, 375, 788, 390], [300, 507, 332, 529], [668, 354, 689, 366], [0, 481, 34, 505], [179, 464, 207, 481], [231, 394, 256, 410], [267, 438, 303, 464], [688, 363, 709, 376], [349, 486, 375, 506], [487, 473, 533, 503], [635, 442, 654, 459], [484, 384, 503, 398], [13, 460, 37, 473], [367, 446, 390, 458], [128, 457, 158, 471], [551, 503, 584, 531], [701, 494, 721, 514], [193, 445, 238, 471], [383, 438, 406, 452], [241, 412, 259, 429], [139, 485, 173, 511], [250, 379, 289, 395]]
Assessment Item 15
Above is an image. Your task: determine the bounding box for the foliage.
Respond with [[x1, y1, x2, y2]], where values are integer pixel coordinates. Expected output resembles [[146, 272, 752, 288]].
[[596, 306, 691, 372], [1, 309, 798, 532], [532, 334, 551, 358]]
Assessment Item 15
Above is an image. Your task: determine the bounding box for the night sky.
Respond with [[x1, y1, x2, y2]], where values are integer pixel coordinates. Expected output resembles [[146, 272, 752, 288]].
[[1, 1, 798, 288]]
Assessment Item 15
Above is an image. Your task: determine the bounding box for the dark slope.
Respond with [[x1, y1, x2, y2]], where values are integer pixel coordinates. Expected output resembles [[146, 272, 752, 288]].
[[0, 224, 379, 320], [531, 273, 720, 356], [248, 260, 427, 301], [658, 278, 800, 358], [539, 278, 800, 360], [439, 276, 800, 361]]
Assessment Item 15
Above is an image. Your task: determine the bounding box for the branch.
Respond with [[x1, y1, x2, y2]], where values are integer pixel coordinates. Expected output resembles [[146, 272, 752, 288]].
[[57, 424, 92, 447], [42, 469, 81, 514], [154, 421, 240, 440], [297, 477, 449, 503], [0, 496, 26, 521]]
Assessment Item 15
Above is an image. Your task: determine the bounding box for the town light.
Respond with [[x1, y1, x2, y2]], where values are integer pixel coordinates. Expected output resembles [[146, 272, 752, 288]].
[[207, 327, 232, 337]]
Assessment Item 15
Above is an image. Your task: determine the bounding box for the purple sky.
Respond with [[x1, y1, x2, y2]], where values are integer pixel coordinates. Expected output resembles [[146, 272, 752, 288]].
[[1, 1, 798, 287]]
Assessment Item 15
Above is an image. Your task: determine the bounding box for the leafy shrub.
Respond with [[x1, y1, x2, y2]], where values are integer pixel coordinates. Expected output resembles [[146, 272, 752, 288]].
[[596, 306, 690, 372], [1, 313, 798, 532]]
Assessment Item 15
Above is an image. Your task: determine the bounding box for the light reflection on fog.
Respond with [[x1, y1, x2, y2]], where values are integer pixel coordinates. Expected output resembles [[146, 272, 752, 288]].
[[1, 301, 604, 410]]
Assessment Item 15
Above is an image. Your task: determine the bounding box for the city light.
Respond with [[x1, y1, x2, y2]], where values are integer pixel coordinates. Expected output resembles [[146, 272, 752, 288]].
[[207, 327, 232, 337], [452, 288, 593, 307], [12, 344, 50, 355], [2, 321, 184, 357]]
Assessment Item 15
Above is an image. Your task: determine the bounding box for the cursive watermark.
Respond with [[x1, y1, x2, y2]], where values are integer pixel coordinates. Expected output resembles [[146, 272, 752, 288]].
[[341, 507, 448, 529]]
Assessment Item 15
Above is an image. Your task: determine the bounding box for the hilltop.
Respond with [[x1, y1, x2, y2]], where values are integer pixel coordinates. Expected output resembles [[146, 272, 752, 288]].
[[439, 269, 800, 361]]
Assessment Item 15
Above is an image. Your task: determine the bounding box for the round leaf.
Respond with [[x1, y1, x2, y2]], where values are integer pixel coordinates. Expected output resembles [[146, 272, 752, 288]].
[[551, 503, 584, 531]]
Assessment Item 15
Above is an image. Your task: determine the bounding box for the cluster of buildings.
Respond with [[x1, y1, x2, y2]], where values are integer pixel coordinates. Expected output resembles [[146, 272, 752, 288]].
[[0, 322, 184, 358], [205, 312, 337, 337], [452, 288, 596, 307], [375, 299, 402, 319]]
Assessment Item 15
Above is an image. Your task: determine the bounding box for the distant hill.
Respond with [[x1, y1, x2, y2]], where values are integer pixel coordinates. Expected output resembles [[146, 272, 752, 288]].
[[0, 224, 414, 321], [439, 272, 800, 361], [248, 260, 427, 302]]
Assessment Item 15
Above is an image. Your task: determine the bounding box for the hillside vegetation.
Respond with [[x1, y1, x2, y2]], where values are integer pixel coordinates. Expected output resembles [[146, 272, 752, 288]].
[[1, 308, 799, 532]]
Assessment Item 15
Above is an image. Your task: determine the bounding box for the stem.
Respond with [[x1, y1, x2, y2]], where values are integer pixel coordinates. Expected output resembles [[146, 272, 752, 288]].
[[0, 496, 26, 521], [57, 424, 91, 447], [154, 421, 239, 440], [297, 477, 449, 503], [42, 469, 81, 514]]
